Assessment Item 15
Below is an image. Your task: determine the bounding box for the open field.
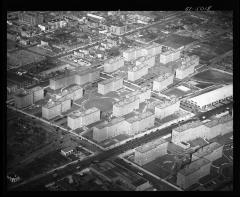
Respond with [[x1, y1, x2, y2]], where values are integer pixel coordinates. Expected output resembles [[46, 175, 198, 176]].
[[192, 69, 233, 84]]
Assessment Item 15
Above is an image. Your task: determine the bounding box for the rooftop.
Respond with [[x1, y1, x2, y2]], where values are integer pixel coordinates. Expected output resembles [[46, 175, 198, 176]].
[[94, 117, 125, 129], [193, 142, 223, 158], [114, 96, 139, 108], [129, 62, 148, 72], [135, 138, 167, 153], [204, 114, 233, 128], [43, 100, 61, 109], [178, 158, 211, 176], [98, 76, 123, 86], [126, 111, 154, 124], [61, 146, 74, 153], [173, 120, 202, 133], [68, 107, 99, 119], [155, 98, 179, 109], [155, 72, 173, 82]]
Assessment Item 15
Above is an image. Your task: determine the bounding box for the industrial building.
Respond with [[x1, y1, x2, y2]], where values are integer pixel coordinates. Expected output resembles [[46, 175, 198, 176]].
[[181, 84, 233, 111], [14, 90, 33, 108], [93, 117, 127, 142], [192, 142, 224, 162], [171, 114, 233, 144], [104, 56, 124, 73], [98, 76, 123, 95], [154, 98, 180, 119], [160, 49, 181, 64], [124, 111, 155, 135], [90, 161, 151, 191], [50, 68, 100, 90], [128, 63, 149, 81], [177, 158, 211, 189], [175, 55, 199, 79], [126, 87, 151, 103], [67, 107, 100, 130], [135, 138, 168, 166], [153, 72, 174, 92], [113, 96, 140, 117]]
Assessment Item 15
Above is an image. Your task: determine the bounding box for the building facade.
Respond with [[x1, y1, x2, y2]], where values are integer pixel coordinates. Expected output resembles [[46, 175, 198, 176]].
[[68, 107, 100, 130], [98, 76, 123, 95], [113, 96, 140, 117], [128, 63, 149, 81], [153, 72, 174, 92], [154, 99, 180, 119], [104, 56, 124, 73], [135, 138, 168, 166], [177, 158, 211, 189], [160, 49, 181, 64]]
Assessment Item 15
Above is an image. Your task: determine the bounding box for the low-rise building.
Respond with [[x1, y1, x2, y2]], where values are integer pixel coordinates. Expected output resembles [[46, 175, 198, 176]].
[[61, 146, 74, 157], [177, 158, 211, 189], [135, 138, 168, 166]]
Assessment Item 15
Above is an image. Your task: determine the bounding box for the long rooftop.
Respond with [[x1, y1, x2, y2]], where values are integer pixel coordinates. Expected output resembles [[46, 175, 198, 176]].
[[155, 72, 173, 82], [68, 107, 99, 119], [155, 98, 179, 109], [114, 96, 139, 108], [193, 142, 223, 158], [126, 111, 154, 124], [98, 76, 123, 86], [173, 120, 202, 133]]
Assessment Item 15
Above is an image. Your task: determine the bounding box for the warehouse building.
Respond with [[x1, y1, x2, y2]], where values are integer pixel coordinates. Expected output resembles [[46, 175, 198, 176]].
[[50, 68, 100, 90], [126, 87, 151, 103], [175, 55, 199, 79], [177, 158, 211, 189], [160, 49, 181, 64], [135, 138, 168, 166], [67, 107, 100, 130], [98, 76, 123, 95], [113, 96, 140, 117], [192, 142, 224, 162], [153, 72, 174, 92], [155, 98, 180, 119], [14, 90, 33, 108], [181, 84, 233, 111], [128, 63, 149, 81], [172, 114, 233, 144], [93, 117, 127, 142], [104, 56, 124, 73], [125, 111, 155, 135]]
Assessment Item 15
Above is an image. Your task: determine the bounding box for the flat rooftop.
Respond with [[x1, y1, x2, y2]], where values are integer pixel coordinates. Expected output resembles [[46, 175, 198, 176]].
[[193, 142, 223, 158], [135, 138, 167, 153], [204, 114, 233, 128], [178, 158, 211, 176], [173, 120, 202, 133], [94, 117, 125, 130], [69, 107, 99, 119], [114, 96, 139, 108], [155, 72, 173, 82], [155, 98, 179, 109], [43, 100, 61, 109], [98, 76, 123, 86], [126, 111, 154, 124]]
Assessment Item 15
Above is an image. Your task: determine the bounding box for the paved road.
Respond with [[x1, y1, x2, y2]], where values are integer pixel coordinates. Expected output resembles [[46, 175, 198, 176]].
[[9, 101, 232, 191]]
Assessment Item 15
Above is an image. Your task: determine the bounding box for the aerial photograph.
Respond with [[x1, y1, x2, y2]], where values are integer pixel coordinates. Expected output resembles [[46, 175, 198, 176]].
[[6, 11, 233, 191]]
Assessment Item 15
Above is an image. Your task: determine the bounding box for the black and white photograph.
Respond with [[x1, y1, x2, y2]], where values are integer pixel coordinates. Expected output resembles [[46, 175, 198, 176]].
[[4, 1, 238, 193]]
